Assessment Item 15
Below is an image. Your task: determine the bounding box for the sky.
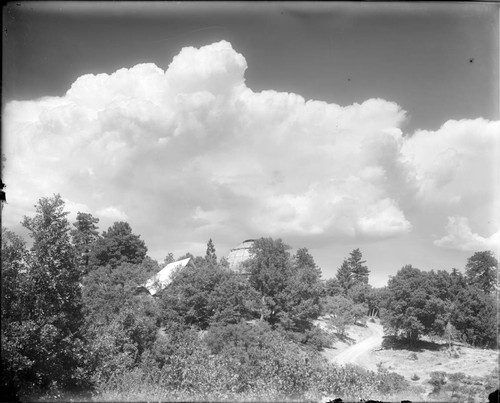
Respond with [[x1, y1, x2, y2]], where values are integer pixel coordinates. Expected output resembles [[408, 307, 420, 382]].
[[2, 1, 499, 286]]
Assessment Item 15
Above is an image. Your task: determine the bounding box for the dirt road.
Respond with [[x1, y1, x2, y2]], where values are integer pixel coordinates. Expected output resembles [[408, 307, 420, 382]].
[[333, 321, 385, 366]]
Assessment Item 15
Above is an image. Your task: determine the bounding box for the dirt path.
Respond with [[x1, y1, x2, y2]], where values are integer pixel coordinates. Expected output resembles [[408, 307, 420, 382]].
[[333, 321, 384, 366]]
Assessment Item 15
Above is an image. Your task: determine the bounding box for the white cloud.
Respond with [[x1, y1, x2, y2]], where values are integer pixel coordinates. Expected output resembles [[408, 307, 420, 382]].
[[62, 199, 92, 224], [96, 206, 129, 222], [165, 40, 247, 95], [2, 40, 498, 260], [357, 198, 412, 238], [401, 118, 500, 208], [434, 216, 500, 252], [401, 118, 499, 252]]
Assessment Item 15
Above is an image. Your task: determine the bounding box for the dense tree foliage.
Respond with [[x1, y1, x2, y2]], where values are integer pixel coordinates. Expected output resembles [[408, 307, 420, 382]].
[[71, 212, 100, 274], [282, 248, 323, 331], [324, 277, 343, 297], [336, 260, 352, 292], [348, 248, 370, 284], [347, 282, 373, 307], [163, 252, 175, 264], [323, 248, 373, 331], [1, 230, 28, 324], [2, 195, 87, 397], [382, 259, 498, 348], [244, 239, 324, 334], [246, 238, 293, 325], [384, 265, 439, 342], [1, 230, 30, 399], [323, 295, 366, 335], [205, 238, 217, 266], [94, 319, 413, 402], [88, 221, 147, 271], [450, 285, 497, 347], [1, 196, 161, 399], [159, 263, 261, 329], [82, 259, 159, 326], [79, 235, 159, 394], [465, 251, 498, 294], [336, 248, 370, 294]]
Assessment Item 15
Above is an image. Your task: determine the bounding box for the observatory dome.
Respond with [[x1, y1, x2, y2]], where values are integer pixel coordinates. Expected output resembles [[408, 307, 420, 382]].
[[227, 239, 254, 271]]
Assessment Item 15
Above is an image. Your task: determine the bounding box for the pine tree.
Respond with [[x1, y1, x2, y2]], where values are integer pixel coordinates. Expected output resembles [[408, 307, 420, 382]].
[[336, 249, 370, 294], [348, 248, 370, 284], [336, 260, 352, 293], [205, 238, 217, 266], [324, 278, 343, 297], [286, 248, 323, 330], [71, 212, 100, 274], [465, 251, 498, 294]]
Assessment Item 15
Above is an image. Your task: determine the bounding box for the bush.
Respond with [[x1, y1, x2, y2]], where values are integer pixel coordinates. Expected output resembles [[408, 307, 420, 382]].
[[376, 370, 409, 396], [429, 371, 447, 394], [88, 318, 419, 402], [278, 324, 333, 351], [159, 264, 261, 330], [407, 352, 418, 361], [427, 370, 494, 401]]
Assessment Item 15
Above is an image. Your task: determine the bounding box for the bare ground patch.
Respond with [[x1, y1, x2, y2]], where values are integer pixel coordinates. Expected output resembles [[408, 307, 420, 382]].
[[319, 321, 499, 401]]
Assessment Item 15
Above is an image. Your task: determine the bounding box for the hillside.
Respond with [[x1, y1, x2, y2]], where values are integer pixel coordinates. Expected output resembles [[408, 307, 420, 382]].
[[320, 319, 499, 401]]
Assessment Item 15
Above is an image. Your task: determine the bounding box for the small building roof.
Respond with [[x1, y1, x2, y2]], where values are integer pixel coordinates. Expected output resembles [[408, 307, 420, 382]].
[[140, 257, 191, 296]]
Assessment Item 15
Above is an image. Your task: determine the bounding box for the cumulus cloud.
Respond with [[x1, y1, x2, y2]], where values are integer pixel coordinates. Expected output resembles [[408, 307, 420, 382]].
[[3, 40, 498, 258], [434, 216, 500, 252], [401, 118, 500, 208], [401, 118, 499, 252], [96, 206, 129, 222]]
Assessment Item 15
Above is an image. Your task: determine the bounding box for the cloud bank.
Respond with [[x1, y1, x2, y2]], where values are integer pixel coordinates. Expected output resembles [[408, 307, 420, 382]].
[[3, 40, 499, 259], [434, 216, 500, 252]]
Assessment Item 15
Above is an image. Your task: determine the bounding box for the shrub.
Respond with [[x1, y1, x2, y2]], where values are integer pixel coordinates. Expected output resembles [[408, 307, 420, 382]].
[[278, 324, 333, 351], [88, 317, 419, 402], [429, 371, 447, 394], [376, 370, 409, 396]]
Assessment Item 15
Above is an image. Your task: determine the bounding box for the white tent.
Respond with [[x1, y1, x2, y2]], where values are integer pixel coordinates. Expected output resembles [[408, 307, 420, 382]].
[[140, 257, 191, 296]]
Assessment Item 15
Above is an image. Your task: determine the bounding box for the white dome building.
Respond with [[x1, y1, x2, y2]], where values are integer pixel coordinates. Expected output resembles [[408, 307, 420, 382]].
[[226, 239, 255, 272]]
